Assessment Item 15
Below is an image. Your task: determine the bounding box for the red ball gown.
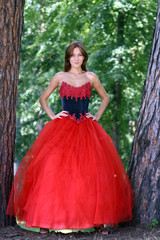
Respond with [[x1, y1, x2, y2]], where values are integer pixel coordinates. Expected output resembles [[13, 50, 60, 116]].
[[6, 81, 133, 231]]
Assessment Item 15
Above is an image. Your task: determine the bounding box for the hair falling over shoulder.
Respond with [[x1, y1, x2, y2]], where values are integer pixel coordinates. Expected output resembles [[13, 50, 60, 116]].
[[64, 41, 88, 72]]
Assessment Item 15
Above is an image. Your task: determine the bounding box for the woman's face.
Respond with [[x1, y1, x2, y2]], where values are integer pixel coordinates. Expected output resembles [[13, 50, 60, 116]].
[[69, 47, 84, 68]]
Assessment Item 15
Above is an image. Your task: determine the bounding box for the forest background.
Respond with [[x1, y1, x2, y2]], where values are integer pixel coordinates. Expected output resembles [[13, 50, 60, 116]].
[[16, 0, 158, 168]]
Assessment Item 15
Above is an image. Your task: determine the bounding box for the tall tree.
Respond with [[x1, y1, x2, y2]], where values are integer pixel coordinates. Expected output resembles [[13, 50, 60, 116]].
[[128, 0, 160, 224], [0, 0, 25, 227], [112, 9, 125, 152]]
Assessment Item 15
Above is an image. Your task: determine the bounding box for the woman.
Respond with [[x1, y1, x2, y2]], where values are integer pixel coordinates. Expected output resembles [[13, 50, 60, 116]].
[[6, 41, 133, 234]]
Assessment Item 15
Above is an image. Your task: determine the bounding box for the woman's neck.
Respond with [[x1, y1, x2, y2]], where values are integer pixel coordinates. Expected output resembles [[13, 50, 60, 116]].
[[69, 67, 84, 75]]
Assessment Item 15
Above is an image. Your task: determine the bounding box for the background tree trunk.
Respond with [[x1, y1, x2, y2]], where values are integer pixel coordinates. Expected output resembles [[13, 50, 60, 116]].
[[112, 10, 124, 152], [128, 0, 160, 224], [0, 0, 25, 227]]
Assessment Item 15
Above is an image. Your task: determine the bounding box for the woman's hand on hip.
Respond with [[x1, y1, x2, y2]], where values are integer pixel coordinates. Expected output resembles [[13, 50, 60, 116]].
[[86, 112, 97, 121], [51, 111, 68, 120]]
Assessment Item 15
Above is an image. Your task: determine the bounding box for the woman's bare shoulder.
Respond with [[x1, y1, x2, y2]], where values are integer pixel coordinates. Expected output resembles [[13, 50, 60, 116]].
[[86, 71, 100, 85], [54, 71, 65, 79], [51, 72, 66, 84], [85, 71, 95, 77]]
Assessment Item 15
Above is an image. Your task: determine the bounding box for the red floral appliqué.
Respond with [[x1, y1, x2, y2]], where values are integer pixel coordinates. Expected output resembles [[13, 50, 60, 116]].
[[67, 112, 87, 124], [59, 81, 92, 101]]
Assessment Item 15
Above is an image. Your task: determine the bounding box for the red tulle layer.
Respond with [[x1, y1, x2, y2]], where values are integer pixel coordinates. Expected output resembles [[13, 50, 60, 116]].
[[6, 117, 133, 229]]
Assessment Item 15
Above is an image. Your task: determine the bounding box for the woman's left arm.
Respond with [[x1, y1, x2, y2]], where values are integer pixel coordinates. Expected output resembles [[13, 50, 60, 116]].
[[87, 73, 110, 121]]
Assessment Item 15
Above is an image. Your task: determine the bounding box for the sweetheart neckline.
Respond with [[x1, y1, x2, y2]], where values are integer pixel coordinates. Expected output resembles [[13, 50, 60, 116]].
[[59, 81, 91, 91]]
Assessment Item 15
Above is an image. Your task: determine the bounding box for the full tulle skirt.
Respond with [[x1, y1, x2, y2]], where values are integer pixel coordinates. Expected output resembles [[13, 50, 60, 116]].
[[6, 117, 133, 229]]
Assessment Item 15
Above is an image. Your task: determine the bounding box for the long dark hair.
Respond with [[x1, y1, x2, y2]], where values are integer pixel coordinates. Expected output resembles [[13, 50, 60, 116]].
[[64, 41, 88, 72]]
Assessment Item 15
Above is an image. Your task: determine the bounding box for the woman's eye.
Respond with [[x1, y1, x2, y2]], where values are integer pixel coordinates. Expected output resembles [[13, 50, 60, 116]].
[[70, 54, 82, 57]]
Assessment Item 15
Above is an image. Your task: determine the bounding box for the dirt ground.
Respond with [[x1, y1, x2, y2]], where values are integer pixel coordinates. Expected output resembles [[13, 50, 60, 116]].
[[0, 224, 160, 240]]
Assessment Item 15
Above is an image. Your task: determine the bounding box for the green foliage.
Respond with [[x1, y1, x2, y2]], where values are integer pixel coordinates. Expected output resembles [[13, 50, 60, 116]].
[[16, 0, 158, 168], [147, 218, 159, 229]]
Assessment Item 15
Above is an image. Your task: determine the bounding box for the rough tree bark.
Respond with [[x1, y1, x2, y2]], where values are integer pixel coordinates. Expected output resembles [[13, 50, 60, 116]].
[[0, 0, 25, 227], [128, 1, 160, 224]]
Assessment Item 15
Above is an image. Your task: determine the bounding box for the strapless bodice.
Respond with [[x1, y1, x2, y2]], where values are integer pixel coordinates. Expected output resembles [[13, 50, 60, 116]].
[[59, 81, 92, 123]]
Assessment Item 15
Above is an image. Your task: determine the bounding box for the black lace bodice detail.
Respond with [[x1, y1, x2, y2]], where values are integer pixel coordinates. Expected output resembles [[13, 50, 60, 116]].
[[59, 81, 92, 123]]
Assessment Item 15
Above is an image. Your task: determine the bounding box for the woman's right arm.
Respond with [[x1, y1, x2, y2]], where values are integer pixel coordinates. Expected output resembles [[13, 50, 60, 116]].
[[39, 73, 68, 120]]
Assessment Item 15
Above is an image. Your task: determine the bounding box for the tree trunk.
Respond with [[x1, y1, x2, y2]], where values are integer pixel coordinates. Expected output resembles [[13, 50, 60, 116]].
[[0, 0, 25, 227], [112, 10, 124, 152], [128, 1, 160, 224]]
